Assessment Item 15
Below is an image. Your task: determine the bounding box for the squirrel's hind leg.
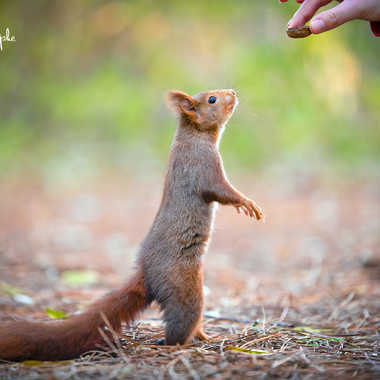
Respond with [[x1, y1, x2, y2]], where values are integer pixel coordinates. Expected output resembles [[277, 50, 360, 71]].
[[157, 260, 205, 345], [162, 266, 204, 345], [163, 300, 202, 345]]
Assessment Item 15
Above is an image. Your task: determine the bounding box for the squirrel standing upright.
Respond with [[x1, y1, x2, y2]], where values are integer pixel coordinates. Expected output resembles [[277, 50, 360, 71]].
[[0, 89, 263, 361]]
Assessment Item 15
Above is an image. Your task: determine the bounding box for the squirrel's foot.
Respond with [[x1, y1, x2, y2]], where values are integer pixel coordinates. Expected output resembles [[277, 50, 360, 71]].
[[196, 328, 212, 341]]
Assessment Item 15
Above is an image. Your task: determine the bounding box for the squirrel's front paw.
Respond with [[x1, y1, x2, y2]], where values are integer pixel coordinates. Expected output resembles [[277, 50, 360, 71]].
[[239, 199, 264, 221]]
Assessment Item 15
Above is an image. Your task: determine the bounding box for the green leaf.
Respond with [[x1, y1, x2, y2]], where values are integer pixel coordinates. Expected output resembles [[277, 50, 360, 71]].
[[61, 270, 98, 287], [45, 308, 67, 319], [225, 346, 270, 355]]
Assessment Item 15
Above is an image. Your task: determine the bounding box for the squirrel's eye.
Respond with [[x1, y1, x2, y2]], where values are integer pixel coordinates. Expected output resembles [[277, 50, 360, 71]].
[[208, 96, 217, 104]]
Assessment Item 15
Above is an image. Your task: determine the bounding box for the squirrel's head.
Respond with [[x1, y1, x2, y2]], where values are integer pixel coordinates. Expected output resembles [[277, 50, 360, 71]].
[[167, 89, 238, 131]]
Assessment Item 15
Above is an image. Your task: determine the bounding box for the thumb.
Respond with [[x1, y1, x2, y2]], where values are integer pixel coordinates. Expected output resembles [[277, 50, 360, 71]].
[[310, 1, 358, 33]]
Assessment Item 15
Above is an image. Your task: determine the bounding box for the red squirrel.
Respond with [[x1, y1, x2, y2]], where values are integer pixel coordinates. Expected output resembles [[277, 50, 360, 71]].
[[0, 89, 263, 361]]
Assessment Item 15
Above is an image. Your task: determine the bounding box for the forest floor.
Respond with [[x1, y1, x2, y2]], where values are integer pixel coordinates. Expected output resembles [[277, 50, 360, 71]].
[[0, 169, 379, 379]]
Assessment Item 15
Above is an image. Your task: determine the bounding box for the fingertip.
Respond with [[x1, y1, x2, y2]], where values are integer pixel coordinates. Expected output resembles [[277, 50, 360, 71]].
[[287, 14, 307, 28], [310, 18, 325, 33]]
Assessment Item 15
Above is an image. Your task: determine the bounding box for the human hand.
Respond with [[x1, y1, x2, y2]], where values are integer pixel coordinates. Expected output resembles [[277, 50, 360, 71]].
[[281, 0, 380, 34]]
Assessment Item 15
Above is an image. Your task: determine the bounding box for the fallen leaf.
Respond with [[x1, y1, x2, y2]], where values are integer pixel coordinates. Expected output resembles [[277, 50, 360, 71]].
[[45, 308, 67, 319]]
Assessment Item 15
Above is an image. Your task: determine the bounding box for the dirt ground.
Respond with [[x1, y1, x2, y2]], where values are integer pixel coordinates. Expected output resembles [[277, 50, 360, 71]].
[[0, 168, 379, 379]]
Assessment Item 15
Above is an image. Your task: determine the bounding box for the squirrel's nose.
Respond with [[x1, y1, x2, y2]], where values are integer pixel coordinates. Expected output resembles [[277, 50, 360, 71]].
[[228, 89, 236, 96]]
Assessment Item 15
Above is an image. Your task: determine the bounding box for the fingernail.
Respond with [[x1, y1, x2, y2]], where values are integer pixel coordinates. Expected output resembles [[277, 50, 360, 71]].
[[310, 19, 325, 33]]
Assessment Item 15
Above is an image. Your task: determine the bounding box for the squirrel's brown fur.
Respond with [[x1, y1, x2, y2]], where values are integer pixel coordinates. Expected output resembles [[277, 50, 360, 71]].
[[0, 89, 263, 361]]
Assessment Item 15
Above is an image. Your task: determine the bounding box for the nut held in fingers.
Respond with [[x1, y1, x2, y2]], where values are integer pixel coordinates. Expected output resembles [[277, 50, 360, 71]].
[[287, 25, 311, 38]]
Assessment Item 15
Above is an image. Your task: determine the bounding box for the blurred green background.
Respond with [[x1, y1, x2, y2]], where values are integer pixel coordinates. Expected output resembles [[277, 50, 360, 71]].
[[0, 0, 379, 181]]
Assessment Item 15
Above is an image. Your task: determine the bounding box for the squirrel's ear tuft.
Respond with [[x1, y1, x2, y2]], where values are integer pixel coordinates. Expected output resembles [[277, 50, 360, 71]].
[[167, 91, 198, 122]]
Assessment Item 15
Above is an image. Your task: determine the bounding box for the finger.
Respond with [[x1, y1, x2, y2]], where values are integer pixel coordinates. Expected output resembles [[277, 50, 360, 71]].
[[288, 0, 332, 28], [310, 1, 360, 33]]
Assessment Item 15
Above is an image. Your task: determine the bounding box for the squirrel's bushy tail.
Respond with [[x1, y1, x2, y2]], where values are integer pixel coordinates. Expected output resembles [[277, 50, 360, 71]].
[[0, 270, 148, 361]]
